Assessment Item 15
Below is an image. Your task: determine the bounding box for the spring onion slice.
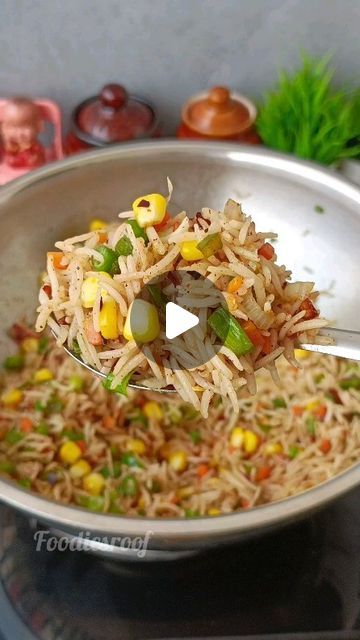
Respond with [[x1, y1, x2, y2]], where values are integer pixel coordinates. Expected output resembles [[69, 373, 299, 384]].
[[207, 307, 254, 356], [127, 219, 148, 244], [115, 236, 133, 256], [147, 284, 168, 312], [102, 371, 133, 396], [197, 233, 222, 258]]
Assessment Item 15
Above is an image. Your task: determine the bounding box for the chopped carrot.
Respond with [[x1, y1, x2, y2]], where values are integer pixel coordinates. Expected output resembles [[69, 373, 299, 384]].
[[42, 284, 52, 297], [84, 317, 103, 346], [300, 298, 319, 320], [197, 464, 209, 478], [170, 494, 181, 505], [103, 415, 116, 430], [313, 404, 327, 421], [262, 335, 272, 355], [20, 417, 33, 432], [256, 466, 271, 482], [292, 405, 304, 417], [47, 252, 67, 270], [77, 440, 86, 453], [241, 498, 251, 509], [97, 232, 108, 244], [319, 438, 331, 454], [227, 276, 244, 294], [154, 211, 171, 231], [243, 320, 265, 350], [258, 243, 275, 260]]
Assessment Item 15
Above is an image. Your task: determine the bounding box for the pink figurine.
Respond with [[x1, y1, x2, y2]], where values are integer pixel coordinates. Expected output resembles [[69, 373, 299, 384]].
[[0, 96, 63, 184]]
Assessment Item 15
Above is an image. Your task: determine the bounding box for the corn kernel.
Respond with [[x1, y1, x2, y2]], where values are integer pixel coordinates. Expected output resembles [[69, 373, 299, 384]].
[[143, 401, 163, 421], [81, 273, 111, 308], [207, 507, 221, 516], [227, 276, 244, 293], [1, 389, 23, 407], [83, 472, 105, 496], [123, 300, 160, 343], [177, 486, 194, 499], [226, 293, 238, 312], [126, 438, 146, 455], [294, 348, 310, 360], [264, 442, 284, 456], [99, 297, 119, 340], [33, 368, 53, 383], [89, 218, 107, 231], [180, 241, 204, 261], [21, 337, 39, 353], [132, 193, 167, 228], [70, 459, 91, 479], [168, 451, 188, 472], [59, 441, 82, 465], [243, 430, 260, 454], [306, 400, 320, 411], [230, 427, 245, 448]]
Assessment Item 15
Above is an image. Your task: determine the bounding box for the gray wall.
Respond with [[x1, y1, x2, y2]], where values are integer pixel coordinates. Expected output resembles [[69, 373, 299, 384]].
[[1, 0, 359, 135]]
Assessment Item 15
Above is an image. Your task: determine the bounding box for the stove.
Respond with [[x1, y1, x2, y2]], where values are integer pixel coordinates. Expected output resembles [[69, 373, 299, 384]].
[[1, 487, 360, 640]]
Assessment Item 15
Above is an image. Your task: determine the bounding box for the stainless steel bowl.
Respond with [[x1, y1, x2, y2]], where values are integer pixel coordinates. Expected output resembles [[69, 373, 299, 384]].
[[1, 141, 360, 559]]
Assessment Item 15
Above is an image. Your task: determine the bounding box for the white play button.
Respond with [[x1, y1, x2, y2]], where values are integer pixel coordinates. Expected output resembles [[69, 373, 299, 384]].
[[165, 302, 199, 340]]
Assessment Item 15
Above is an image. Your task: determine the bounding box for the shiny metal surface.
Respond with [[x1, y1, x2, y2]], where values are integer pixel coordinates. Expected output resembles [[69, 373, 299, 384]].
[[0, 141, 359, 552], [301, 327, 360, 361]]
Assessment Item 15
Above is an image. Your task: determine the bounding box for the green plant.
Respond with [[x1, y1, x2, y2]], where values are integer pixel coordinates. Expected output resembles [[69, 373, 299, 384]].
[[257, 56, 360, 165]]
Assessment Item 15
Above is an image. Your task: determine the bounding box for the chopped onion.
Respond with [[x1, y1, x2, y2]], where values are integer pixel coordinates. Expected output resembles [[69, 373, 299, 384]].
[[242, 293, 274, 330], [284, 281, 314, 301]]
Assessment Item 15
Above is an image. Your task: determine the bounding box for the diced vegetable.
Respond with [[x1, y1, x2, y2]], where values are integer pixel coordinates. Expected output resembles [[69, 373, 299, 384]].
[[69, 375, 84, 392], [62, 429, 85, 442], [180, 240, 204, 261], [127, 219, 148, 244], [59, 441, 82, 464], [126, 438, 146, 455], [123, 300, 160, 343], [132, 193, 167, 228], [100, 462, 122, 479], [21, 337, 39, 353], [147, 284, 168, 312], [197, 464, 209, 478], [36, 423, 49, 435], [89, 218, 107, 231], [33, 368, 53, 383], [272, 397, 287, 408], [242, 320, 265, 350], [256, 466, 271, 481], [258, 243, 275, 260], [143, 401, 163, 421], [99, 298, 119, 340], [208, 307, 254, 357], [0, 461, 15, 474], [264, 442, 283, 456], [115, 236, 133, 256], [3, 354, 25, 371], [207, 507, 221, 516], [38, 336, 49, 354], [288, 446, 300, 459], [72, 339, 81, 357], [121, 452, 143, 468], [70, 459, 91, 479], [339, 377, 360, 390], [184, 509, 200, 518], [294, 348, 310, 360], [1, 389, 23, 406], [319, 438, 331, 454], [300, 298, 319, 320], [47, 252, 67, 270], [306, 416, 317, 436], [169, 451, 188, 472], [5, 429, 23, 444], [227, 276, 244, 294], [243, 430, 260, 454], [118, 474, 138, 497], [18, 478, 31, 489], [102, 415, 116, 430], [92, 245, 119, 274], [83, 472, 105, 496], [154, 211, 171, 231], [46, 396, 64, 413], [81, 272, 111, 308], [78, 495, 105, 512], [230, 427, 245, 448], [190, 430, 202, 445], [197, 233, 222, 258], [20, 417, 33, 433], [102, 371, 133, 396]]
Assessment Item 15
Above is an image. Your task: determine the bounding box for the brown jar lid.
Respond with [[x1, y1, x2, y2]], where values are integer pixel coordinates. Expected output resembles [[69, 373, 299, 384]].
[[181, 86, 256, 138], [74, 83, 157, 144]]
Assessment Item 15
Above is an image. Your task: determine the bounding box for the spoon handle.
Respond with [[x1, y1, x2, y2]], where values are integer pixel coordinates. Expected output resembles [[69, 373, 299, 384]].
[[300, 328, 360, 362]]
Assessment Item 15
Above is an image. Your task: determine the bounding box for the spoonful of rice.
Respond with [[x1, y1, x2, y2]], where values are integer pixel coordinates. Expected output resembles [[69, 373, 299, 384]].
[[37, 184, 358, 416]]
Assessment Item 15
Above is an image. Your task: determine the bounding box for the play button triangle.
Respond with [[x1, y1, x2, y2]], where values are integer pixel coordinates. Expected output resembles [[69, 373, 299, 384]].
[[165, 302, 199, 340]]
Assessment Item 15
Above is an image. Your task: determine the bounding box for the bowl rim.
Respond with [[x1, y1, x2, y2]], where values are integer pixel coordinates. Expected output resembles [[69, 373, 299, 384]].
[[0, 139, 360, 541]]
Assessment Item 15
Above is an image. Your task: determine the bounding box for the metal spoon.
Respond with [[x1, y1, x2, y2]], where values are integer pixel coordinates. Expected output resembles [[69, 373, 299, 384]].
[[57, 326, 360, 393]]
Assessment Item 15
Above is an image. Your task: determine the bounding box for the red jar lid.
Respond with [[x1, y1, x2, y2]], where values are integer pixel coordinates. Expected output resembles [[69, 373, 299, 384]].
[[73, 83, 158, 145], [181, 86, 257, 138]]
